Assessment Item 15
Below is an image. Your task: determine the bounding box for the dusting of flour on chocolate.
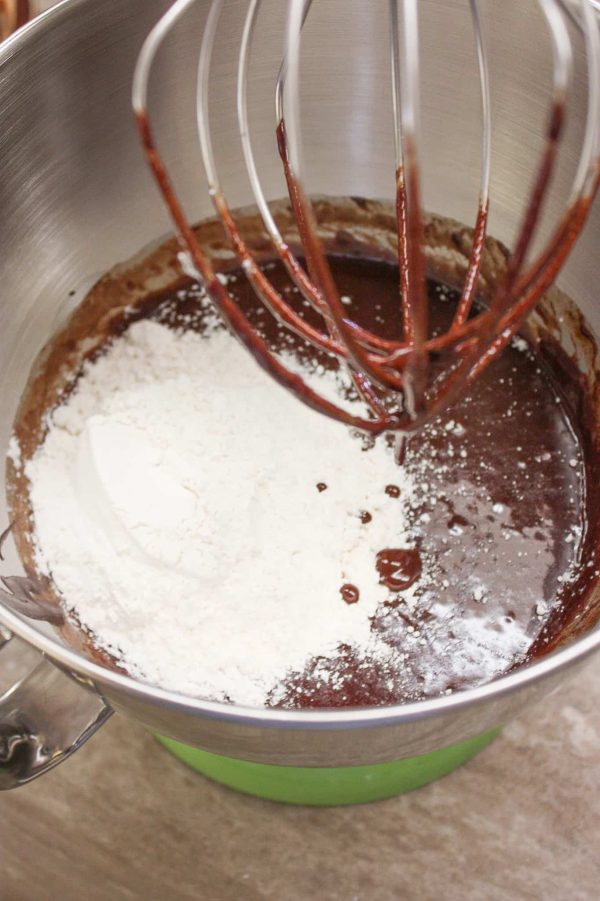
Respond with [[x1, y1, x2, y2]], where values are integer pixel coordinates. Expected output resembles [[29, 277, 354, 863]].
[[9, 249, 592, 709], [23, 289, 423, 706]]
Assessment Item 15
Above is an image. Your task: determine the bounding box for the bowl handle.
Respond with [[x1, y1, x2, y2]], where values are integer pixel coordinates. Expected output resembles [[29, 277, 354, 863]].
[[0, 629, 112, 789]]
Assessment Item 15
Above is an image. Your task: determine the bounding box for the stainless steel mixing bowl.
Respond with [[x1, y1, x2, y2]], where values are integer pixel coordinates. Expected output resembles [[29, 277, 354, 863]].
[[1, 0, 600, 795]]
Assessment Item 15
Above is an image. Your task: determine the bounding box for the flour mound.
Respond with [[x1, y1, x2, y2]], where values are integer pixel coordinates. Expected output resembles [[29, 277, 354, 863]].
[[25, 310, 417, 706]]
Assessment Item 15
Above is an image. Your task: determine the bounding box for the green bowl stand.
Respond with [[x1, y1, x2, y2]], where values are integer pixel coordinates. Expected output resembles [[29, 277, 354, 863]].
[[155, 727, 501, 805]]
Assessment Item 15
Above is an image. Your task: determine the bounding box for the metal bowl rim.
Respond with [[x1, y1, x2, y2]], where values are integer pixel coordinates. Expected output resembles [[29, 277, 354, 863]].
[[1, 0, 599, 730], [1, 600, 599, 729]]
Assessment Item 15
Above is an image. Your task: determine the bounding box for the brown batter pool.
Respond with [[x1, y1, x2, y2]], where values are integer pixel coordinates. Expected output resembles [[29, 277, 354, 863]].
[[89, 252, 595, 708], [6, 200, 600, 709]]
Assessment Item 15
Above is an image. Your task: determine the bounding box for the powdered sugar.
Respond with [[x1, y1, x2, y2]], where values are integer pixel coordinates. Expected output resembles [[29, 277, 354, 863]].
[[24, 308, 420, 706]]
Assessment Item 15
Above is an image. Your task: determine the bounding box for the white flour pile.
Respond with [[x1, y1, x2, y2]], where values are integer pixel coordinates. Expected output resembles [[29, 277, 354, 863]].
[[17, 300, 421, 706]]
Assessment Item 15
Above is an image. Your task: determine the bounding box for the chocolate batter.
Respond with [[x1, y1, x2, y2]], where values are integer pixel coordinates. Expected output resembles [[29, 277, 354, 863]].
[[6, 199, 600, 709], [107, 252, 595, 708]]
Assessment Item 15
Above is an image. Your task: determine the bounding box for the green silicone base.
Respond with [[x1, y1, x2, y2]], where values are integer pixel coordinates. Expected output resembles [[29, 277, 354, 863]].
[[155, 727, 501, 805]]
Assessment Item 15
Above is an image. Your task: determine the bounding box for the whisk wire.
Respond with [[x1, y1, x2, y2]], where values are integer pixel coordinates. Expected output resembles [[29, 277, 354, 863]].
[[389, 0, 427, 418], [450, 0, 491, 329], [133, 0, 395, 431], [133, 0, 600, 436]]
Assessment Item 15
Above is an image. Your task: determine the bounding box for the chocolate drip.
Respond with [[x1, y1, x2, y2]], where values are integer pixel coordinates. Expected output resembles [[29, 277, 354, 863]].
[[376, 548, 422, 592], [340, 584, 360, 605], [136, 101, 599, 438], [10, 210, 599, 708]]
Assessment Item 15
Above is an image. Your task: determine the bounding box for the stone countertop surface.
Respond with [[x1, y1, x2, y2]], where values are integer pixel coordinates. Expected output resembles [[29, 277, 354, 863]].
[[1, 651, 599, 901]]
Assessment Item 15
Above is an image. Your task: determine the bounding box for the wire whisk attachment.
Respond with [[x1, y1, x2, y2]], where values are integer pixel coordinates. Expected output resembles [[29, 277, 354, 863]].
[[133, 0, 600, 435]]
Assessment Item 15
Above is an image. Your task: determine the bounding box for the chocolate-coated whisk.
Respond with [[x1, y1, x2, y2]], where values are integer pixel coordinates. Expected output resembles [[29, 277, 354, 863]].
[[133, 0, 600, 435]]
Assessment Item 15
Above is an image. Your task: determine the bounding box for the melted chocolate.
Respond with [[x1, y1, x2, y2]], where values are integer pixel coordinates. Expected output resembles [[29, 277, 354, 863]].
[[376, 548, 422, 592], [138, 99, 600, 442], [340, 584, 360, 605], [11, 244, 600, 709], [143, 253, 592, 709]]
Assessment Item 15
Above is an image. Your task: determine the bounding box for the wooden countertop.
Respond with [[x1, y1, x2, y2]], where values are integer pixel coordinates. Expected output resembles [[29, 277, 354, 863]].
[[2, 652, 599, 900]]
